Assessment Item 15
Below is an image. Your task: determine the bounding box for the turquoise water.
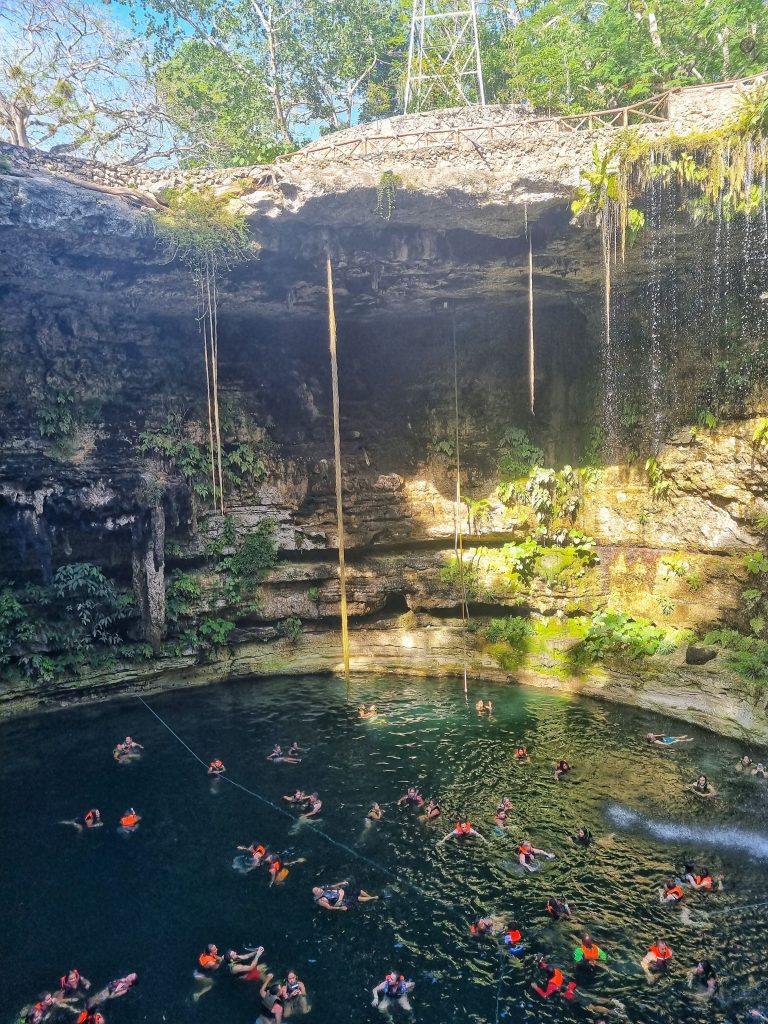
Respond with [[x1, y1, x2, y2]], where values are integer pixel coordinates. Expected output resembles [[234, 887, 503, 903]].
[[2, 675, 768, 1024]]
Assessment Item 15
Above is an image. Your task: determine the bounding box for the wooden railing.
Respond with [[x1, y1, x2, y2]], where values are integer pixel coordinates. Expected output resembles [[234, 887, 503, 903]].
[[276, 70, 768, 166]]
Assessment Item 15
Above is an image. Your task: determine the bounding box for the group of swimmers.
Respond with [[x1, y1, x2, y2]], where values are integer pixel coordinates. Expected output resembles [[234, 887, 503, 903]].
[[193, 944, 309, 1019], [21, 971, 137, 1024], [60, 737, 145, 836]]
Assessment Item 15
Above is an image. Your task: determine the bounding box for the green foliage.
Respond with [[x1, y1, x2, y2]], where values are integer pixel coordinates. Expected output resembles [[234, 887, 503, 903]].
[[657, 596, 674, 616], [686, 573, 703, 593], [139, 410, 267, 499], [166, 570, 202, 622], [37, 389, 100, 445], [463, 496, 491, 531], [428, 437, 454, 459], [484, 616, 533, 646], [753, 418, 768, 446], [569, 610, 680, 665], [582, 427, 605, 468], [637, 510, 650, 526], [278, 616, 303, 642], [755, 514, 768, 533], [695, 408, 719, 430], [499, 463, 581, 530], [661, 556, 689, 578], [742, 588, 764, 611], [745, 552, 768, 575], [153, 188, 255, 273], [496, 428, 544, 482], [703, 628, 768, 682], [228, 519, 278, 583], [439, 555, 481, 601], [178, 617, 235, 654], [376, 170, 402, 221], [307, 586, 321, 602], [645, 458, 672, 500]]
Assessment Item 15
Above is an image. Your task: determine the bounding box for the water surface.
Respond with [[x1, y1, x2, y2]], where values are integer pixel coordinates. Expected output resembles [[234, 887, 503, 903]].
[[2, 675, 767, 1024]]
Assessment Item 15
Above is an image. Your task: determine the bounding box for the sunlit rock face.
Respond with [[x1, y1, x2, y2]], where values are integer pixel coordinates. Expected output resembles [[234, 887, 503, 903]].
[[0, 155, 766, 737]]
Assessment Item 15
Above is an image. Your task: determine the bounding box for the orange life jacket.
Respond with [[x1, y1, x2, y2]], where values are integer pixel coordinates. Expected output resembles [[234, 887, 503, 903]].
[[210, 760, 224, 770], [455, 822, 472, 834], [270, 858, 282, 873], [695, 874, 713, 889], [519, 845, 534, 860], [666, 885, 683, 901], [199, 952, 218, 969], [551, 968, 564, 987], [251, 844, 266, 857], [120, 813, 138, 828], [650, 944, 671, 960], [581, 944, 601, 961], [84, 811, 97, 826]]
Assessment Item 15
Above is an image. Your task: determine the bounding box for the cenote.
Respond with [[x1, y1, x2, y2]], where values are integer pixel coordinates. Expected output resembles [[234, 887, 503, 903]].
[[3, 675, 768, 1024]]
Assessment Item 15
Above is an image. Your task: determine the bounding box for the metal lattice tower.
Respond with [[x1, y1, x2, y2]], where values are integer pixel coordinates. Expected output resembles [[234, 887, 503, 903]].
[[403, 0, 486, 114]]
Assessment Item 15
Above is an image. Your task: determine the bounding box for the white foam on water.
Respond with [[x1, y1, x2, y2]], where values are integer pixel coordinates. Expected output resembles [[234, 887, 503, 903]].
[[606, 803, 768, 859]]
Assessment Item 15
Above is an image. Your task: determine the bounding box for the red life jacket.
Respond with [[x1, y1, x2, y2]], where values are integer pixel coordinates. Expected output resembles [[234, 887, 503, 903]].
[[84, 811, 97, 826], [60, 969, 80, 990], [551, 968, 564, 987], [666, 885, 683, 901], [120, 812, 138, 828], [650, 944, 671, 960], [506, 929, 522, 943]]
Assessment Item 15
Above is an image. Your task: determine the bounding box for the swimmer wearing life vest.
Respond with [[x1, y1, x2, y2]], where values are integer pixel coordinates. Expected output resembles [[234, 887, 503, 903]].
[[554, 759, 572, 781], [371, 972, 415, 1013], [117, 809, 141, 834], [397, 786, 424, 807], [646, 732, 693, 746], [641, 939, 673, 980], [688, 774, 717, 797], [504, 924, 525, 956], [193, 946, 222, 1001], [312, 880, 379, 911], [573, 934, 607, 964], [224, 946, 265, 980], [208, 759, 226, 775], [518, 839, 555, 871], [56, 968, 92, 1003], [531, 959, 577, 1000], [683, 865, 723, 891], [86, 973, 137, 1009], [469, 916, 497, 938], [75, 1012, 105, 1024], [267, 744, 301, 765], [280, 971, 308, 1017], [438, 820, 488, 844], [420, 798, 441, 822], [495, 796, 513, 826], [60, 809, 102, 832], [513, 746, 529, 761], [113, 736, 143, 761], [660, 879, 684, 904], [236, 842, 266, 870], [24, 994, 55, 1024]]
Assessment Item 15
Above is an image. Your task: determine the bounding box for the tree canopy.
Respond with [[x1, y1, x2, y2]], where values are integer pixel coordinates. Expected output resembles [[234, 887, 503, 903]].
[[1, 0, 768, 164]]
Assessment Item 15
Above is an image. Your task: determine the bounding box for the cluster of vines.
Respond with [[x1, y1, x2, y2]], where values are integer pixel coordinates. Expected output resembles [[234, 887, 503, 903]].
[[153, 189, 255, 513]]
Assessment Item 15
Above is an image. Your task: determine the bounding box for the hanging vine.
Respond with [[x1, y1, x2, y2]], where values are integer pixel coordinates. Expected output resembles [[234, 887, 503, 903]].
[[375, 170, 402, 221], [153, 188, 256, 513]]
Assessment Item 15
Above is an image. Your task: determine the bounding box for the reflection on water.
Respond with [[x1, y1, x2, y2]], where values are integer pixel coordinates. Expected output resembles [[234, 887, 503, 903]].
[[2, 675, 768, 1024]]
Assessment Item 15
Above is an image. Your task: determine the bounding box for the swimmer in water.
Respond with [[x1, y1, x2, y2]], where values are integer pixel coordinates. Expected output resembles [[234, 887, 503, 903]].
[[503, 923, 525, 954], [23, 993, 55, 1023], [554, 759, 572, 780], [300, 793, 322, 819], [236, 842, 267, 870], [646, 732, 693, 746], [660, 879, 685, 904], [113, 736, 143, 761], [224, 946, 265, 979], [367, 802, 384, 821], [397, 786, 424, 807], [59, 809, 102, 832], [518, 839, 555, 871], [641, 939, 673, 982], [283, 790, 310, 807], [514, 745, 530, 761], [494, 799, 512, 828], [287, 741, 305, 758], [688, 774, 717, 797], [420, 798, 441, 821], [687, 959, 718, 999], [438, 820, 488, 844], [682, 865, 723, 891], [737, 754, 753, 771], [545, 897, 572, 920], [470, 916, 504, 937], [371, 972, 415, 1014], [267, 744, 301, 765], [87, 973, 137, 1008], [753, 762, 768, 779], [358, 704, 377, 719], [258, 974, 284, 1023], [475, 699, 493, 714], [208, 759, 226, 775], [76, 1013, 105, 1024], [312, 880, 379, 911], [532, 959, 577, 1000], [117, 808, 141, 834], [280, 970, 308, 1017], [193, 946, 222, 1001], [573, 934, 607, 964], [56, 968, 92, 1004], [568, 827, 593, 846]]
